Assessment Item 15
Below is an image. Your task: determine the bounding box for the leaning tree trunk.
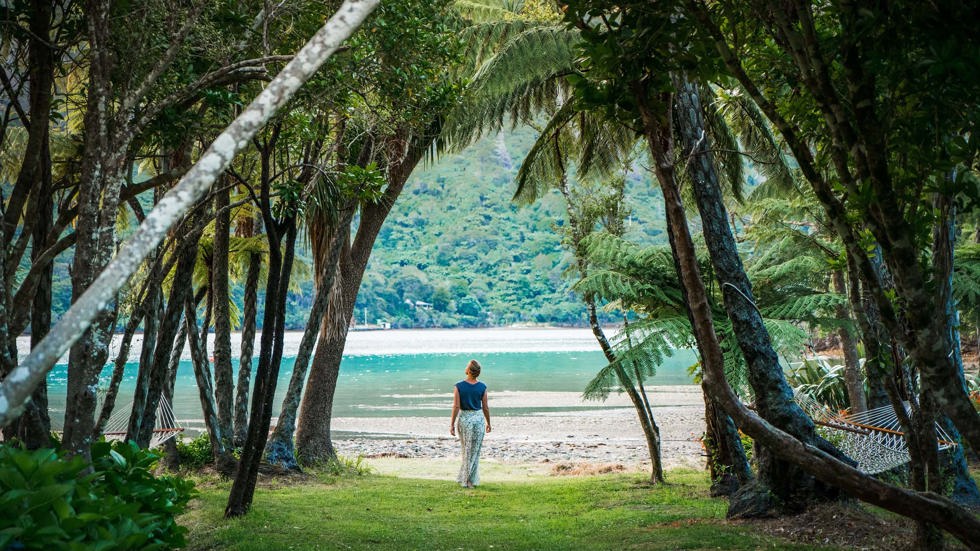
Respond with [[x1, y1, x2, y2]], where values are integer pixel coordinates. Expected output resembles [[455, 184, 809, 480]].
[[294, 274, 351, 464], [94, 295, 149, 437], [127, 225, 201, 446], [671, 78, 847, 516], [294, 120, 439, 464], [266, 208, 353, 468], [159, 321, 187, 471], [212, 184, 235, 448]]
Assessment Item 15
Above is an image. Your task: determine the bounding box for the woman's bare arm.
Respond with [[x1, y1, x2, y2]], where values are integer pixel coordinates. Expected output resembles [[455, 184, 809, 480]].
[[450, 386, 460, 435], [482, 391, 491, 433]]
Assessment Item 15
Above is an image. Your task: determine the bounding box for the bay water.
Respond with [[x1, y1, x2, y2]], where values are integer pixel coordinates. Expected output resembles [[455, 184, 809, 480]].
[[21, 328, 697, 428]]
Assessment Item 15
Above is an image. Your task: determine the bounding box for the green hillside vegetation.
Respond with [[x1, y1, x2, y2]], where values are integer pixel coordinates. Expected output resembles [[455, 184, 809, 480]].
[[353, 126, 667, 328]]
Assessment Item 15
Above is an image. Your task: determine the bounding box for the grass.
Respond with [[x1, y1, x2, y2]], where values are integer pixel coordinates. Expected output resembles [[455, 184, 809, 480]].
[[180, 464, 839, 550]]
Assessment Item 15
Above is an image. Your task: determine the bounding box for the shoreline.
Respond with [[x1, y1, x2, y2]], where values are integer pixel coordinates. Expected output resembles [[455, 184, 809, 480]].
[[323, 386, 706, 470]]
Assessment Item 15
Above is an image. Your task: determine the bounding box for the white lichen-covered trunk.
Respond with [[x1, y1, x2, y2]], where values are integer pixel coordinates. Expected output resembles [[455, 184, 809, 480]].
[[0, 0, 380, 428]]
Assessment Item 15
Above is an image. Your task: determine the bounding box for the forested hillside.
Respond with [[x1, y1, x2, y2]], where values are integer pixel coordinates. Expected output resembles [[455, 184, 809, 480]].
[[353, 127, 666, 328]]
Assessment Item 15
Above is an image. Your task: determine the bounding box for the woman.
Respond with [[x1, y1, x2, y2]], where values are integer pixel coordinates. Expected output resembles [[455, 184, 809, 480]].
[[450, 359, 491, 488]]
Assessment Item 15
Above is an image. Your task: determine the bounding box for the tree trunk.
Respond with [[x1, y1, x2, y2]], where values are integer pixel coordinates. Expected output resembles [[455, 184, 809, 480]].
[[694, 0, 980, 455], [234, 248, 261, 447], [931, 195, 980, 507], [62, 0, 130, 458], [212, 184, 235, 447], [671, 77, 845, 515], [844, 252, 890, 409], [294, 283, 349, 464], [15, 43, 56, 445], [703, 394, 752, 496], [832, 270, 866, 413], [0, 0, 55, 249], [226, 217, 297, 516], [94, 299, 148, 437], [185, 296, 235, 473], [585, 300, 665, 483], [160, 320, 187, 471], [266, 208, 353, 468], [294, 120, 439, 464]]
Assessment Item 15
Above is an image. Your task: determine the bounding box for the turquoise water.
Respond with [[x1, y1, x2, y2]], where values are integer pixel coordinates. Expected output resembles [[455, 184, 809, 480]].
[[34, 329, 698, 424]]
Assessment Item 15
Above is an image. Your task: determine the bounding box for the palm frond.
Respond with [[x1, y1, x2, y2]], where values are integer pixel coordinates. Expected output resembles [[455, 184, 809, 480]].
[[702, 84, 744, 203], [714, 86, 798, 199], [443, 26, 579, 151], [513, 100, 577, 204]]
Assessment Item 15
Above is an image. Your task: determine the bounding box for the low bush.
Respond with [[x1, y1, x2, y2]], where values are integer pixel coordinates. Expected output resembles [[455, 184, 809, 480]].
[[176, 433, 213, 470], [0, 440, 195, 550]]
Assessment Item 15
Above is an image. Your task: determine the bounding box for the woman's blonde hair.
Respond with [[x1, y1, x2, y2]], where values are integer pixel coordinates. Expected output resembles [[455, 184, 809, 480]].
[[466, 359, 482, 377]]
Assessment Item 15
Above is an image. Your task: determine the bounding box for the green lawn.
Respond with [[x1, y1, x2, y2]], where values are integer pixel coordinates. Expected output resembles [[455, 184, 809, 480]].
[[181, 467, 836, 550]]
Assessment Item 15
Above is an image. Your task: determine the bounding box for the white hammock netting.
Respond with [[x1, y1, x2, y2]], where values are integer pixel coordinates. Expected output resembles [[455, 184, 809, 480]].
[[796, 394, 957, 474], [99, 396, 184, 448]]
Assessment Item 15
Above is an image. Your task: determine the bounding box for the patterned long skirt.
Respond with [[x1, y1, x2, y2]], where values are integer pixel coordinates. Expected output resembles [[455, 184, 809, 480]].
[[456, 409, 485, 487]]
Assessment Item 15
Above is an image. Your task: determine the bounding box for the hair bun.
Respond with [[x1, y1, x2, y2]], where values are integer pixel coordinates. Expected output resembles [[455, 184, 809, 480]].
[[466, 359, 482, 377]]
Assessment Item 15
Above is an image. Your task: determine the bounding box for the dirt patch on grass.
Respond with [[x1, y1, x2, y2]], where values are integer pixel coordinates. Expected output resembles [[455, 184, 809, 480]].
[[549, 462, 627, 476], [735, 502, 970, 550]]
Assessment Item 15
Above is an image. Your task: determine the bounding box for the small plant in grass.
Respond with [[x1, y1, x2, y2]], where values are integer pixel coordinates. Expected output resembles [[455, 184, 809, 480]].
[[0, 440, 195, 550], [317, 455, 372, 478]]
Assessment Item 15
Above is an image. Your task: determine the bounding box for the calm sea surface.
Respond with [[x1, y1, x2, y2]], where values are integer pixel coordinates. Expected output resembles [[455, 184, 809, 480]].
[[20, 328, 697, 425]]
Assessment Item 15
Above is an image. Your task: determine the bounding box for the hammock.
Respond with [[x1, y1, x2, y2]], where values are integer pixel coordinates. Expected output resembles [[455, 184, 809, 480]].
[[99, 396, 185, 448], [796, 394, 957, 474], [0, 396, 184, 449]]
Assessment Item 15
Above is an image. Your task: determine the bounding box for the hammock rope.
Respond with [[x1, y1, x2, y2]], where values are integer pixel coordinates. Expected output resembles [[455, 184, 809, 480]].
[[795, 393, 957, 474], [99, 396, 184, 448]]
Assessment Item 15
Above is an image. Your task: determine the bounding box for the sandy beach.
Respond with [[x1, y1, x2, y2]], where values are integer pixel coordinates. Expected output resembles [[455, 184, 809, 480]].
[[328, 385, 707, 471]]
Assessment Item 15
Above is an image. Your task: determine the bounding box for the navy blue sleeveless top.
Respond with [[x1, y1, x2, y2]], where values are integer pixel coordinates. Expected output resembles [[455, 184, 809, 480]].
[[456, 381, 486, 410]]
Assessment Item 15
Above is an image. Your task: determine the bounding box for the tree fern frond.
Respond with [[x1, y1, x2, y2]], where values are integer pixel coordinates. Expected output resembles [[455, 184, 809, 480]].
[[583, 363, 619, 400], [751, 255, 827, 284], [763, 293, 846, 324], [456, 19, 533, 70], [454, 0, 524, 24]]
